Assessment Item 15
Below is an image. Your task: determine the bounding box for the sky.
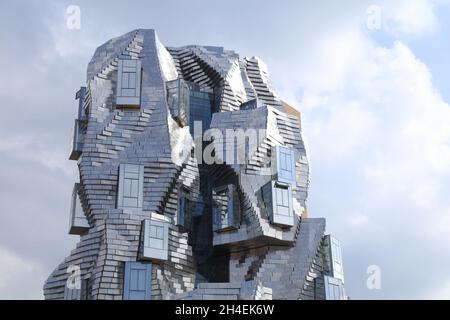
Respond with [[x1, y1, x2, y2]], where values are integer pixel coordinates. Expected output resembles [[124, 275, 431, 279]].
[[0, 0, 449, 299]]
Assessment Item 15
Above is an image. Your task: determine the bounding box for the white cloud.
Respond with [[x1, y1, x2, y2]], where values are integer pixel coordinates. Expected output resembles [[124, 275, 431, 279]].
[[380, 0, 440, 36], [0, 0, 449, 300], [0, 135, 74, 177], [297, 26, 450, 298], [347, 214, 371, 227], [308, 101, 377, 160], [0, 247, 44, 299]]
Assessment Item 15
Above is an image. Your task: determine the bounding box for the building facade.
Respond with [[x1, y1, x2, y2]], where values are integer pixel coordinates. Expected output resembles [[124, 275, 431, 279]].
[[44, 29, 347, 300]]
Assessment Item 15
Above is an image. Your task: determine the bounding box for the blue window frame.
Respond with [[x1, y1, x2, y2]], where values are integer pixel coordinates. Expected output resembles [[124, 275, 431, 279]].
[[123, 261, 152, 300], [117, 164, 144, 209], [261, 180, 294, 227], [116, 59, 142, 106], [275, 146, 296, 185], [271, 181, 294, 226], [140, 219, 169, 261]]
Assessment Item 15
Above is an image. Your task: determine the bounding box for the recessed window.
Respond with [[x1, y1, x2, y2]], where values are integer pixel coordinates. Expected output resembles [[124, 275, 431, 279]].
[[123, 261, 152, 300], [117, 164, 144, 209], [116, 59, 142, 106], [212, 184, 240, 232], [177, 186, 192, 231]]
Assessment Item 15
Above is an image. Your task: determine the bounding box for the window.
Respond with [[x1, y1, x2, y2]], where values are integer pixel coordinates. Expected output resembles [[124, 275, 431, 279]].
[[123, 261, 152, 300], [64, 283, 82, 300], [69, 87, 88, 161], [177, 186, 192, 231], [69, 183, 89, 235], [140, 219, 169, 261], [117, 164, 144, 209], [261, 181, 294, 227], [274, 182, 291, 216], [75, 86, 87, 121], [188, 89, 214, 135], [69, 119, 85, 161], [274, 146, 296, 185], [64, 276, 86, 300], [166, 78, 190, 126], [271, 181, 294, 226], [324, 275, 345, 300], [116, 59, 142, 106], [325, 235, 345, 283], [212, 184, 240, 232]]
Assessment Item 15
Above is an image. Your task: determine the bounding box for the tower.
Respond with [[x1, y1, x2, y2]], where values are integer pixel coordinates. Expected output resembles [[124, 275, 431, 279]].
[[44, 29, 346, 300]]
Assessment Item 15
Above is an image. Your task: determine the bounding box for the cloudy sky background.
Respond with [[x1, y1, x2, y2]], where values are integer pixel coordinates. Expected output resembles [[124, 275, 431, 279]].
[[1, 0, 449, 299]]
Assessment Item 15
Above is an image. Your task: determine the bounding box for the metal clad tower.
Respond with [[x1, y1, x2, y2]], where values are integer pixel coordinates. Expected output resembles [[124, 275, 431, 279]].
[[44, 29, 347, 300]]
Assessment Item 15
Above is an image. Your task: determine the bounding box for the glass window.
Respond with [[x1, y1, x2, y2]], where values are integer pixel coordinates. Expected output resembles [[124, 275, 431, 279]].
[[275, 146, 296, 185], [268, 181, 294, 227], [166, 79, 190, 126], [329, 235, 345, 283], [177, 186, 192, 231], [324, 275, 345, 300], [141, 219, 169, 261], [212, 184, 240, 232], [116, 59, 142, 106], [117, 164, 144, 209], [69, 183, 89, 235], [69, 119, 85, 161], [123, 261, 152, 300], [75, 86, 87, 121]]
